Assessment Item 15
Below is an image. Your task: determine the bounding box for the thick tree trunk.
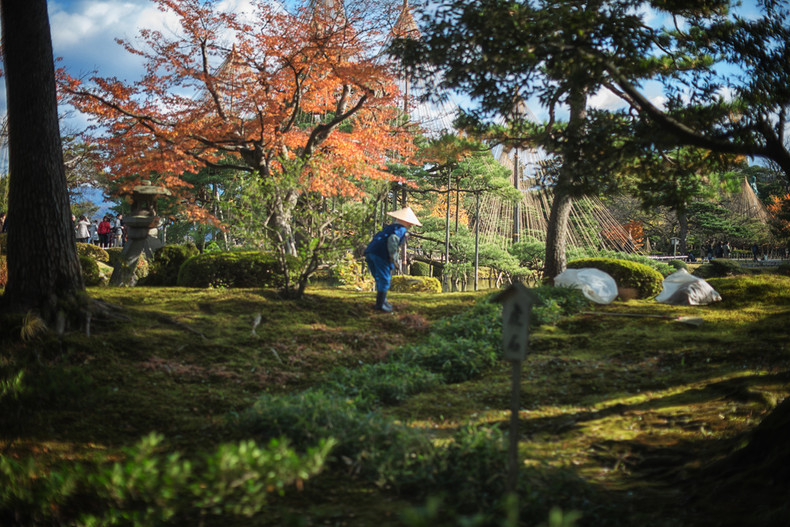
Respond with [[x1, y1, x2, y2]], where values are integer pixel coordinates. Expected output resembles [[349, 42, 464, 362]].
[[0, 0, 85, 323], [677, 208, 688, 255], [544, 191, 574, 282], [544, 84, 587, 282]]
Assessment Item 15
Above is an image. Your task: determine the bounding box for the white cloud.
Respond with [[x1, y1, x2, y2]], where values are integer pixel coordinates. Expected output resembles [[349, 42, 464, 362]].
[[588, 86, 626, 111], [650, 95, 667, 111]]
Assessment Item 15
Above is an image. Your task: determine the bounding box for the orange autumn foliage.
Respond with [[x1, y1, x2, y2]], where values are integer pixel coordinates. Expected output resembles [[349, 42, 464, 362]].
[[61, 0, 416, 221], [767, 193, 790, 236]]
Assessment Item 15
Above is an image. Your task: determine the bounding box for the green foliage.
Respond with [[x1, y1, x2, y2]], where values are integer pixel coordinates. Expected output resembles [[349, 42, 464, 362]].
[[330, 252, 372, 290], [76, 242, 110, 263], [567, 258, 664, 298], [0, 371, 23, 402], [0, 255, 6, 288], [0, 433, 332, 525], [0, 233, 5, 255], [509, 240, 547, 271], [390, 300, 502, 383], [105, 247, 123, 266], [531, 286, 591, 326], [322, 362, 442, 408], [409, 261, 432, 277], [177, 251, 295, 288], [687, 201, 769, 245], [79, 255, 105, 286], [777, 262, 790, 277], [667, 259, 689, 271], [693, 258, 748, 278], [566, 247, 674, 276], [140, 244, 200, 286], [391, 275, 442, 293], [235, 391, 433, 483]]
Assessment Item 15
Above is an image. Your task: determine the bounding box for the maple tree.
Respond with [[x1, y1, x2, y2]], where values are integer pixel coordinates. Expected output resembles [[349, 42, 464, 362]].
[[63, 0, 415, 292], [767, 194, 790, 242]]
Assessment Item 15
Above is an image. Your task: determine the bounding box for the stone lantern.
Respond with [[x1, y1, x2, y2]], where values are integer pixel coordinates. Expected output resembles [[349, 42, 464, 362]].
[[109, 182, 172, 286]]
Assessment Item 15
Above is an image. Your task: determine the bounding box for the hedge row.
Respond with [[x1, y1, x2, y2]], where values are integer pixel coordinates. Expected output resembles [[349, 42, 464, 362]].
[[176, 250, 298, 288], [567, 257, 664, 299]]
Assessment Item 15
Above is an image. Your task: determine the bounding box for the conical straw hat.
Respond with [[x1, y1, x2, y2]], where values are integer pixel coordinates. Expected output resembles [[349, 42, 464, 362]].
[[387, 206, 422, 226]]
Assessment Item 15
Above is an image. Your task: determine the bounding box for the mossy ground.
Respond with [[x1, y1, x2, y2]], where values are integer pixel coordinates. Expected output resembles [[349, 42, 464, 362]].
[[1, 275, 789, 526]]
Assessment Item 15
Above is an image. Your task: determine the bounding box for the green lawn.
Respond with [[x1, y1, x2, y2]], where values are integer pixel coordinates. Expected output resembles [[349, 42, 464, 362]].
[[1, 276, 789, 526]]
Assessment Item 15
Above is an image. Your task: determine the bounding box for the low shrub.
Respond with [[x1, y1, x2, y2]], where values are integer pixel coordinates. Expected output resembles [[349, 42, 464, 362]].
[[409, 261, 431, 277], [391, 275, 442, 293], [401, 426, 508, 511], [563, 246, 674, 276], [390, 300, 502, 383], [140, 244, 200, 286], [532, 285, 590, 326], [76, 242, 110, 263], [177, 251, 296, 288], [235, 391, 433, 482], [668, 259, 689, 271], [777, 262, 790, 277], [322, 362, 441, 408], [0, 432, 332, 525], [693, 258, 747, 279], [330, 253, 369, 289], [567, 258, 664, 299], [105, 246, 124, 266], [79, 255, 104, 286]]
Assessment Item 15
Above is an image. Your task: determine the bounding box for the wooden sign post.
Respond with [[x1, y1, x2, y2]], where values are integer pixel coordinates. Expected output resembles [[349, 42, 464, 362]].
[[494, 283, 540, 496]]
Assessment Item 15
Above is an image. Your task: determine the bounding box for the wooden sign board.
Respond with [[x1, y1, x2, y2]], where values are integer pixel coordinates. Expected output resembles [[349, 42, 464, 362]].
[[494, 283, 540, 362]]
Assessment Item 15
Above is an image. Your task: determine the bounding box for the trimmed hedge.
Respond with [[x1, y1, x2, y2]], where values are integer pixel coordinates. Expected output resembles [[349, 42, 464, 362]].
[[79, 255, 104, 286], [177, 251, 295, 288], [693, 259, 748, 279], [140, 244, 200, 286], [667, 259, 689, 272], [567, 257, 663, 299], [391, 275, 442, 293], [105, 247, 123, 266], [76, 243, 110, 263], [409, 261, 431, 277]]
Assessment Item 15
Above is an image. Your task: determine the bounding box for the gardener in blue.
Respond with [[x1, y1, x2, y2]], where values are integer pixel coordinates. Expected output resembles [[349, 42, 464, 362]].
[[364, 207, 422, 312]]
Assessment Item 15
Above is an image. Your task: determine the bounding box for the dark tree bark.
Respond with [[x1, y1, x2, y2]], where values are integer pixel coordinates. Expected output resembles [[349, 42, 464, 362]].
[[1, 0, 85, 324], [544, 84, 587, 282], [677, 208, 688, 255]]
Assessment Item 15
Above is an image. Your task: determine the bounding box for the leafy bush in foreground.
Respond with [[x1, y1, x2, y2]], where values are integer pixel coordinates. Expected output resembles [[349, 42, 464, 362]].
[[322, 362, 442, 408], [0, 433, 332, 525], [235, 391, 433, 481]]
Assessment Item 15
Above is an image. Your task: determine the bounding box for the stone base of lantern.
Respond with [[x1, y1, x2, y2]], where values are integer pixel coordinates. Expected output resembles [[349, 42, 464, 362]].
[[109, 217, 163, 286]]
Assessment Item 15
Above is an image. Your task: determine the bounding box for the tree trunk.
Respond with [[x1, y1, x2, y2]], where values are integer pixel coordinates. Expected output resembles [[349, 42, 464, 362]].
[[544, 191, 574, 282], [272, 189, 298, 257], [544, 84, 587, 282], [0, 0, 85, 324], [677, 208, 688, 255]]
